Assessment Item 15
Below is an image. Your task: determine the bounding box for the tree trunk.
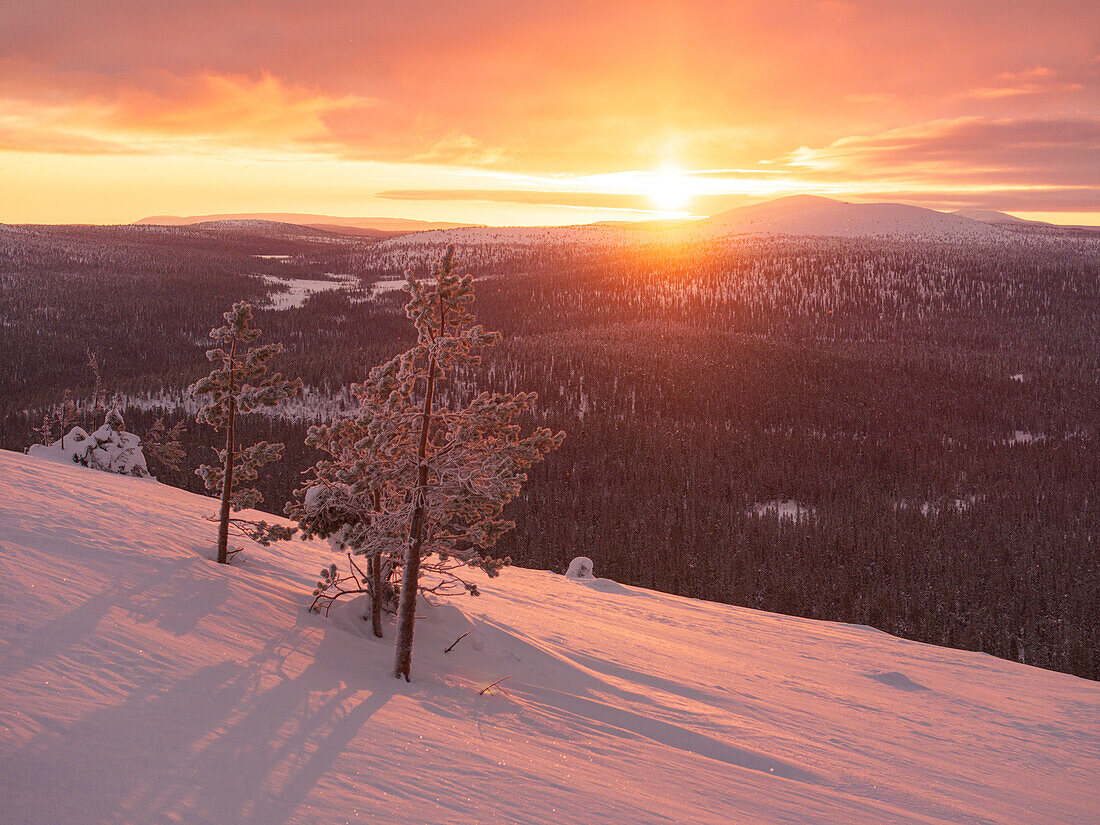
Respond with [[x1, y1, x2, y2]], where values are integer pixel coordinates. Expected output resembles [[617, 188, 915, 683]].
[[393, 354, 437, 680], [216, 396, 236, 564], [370, 552, 384, 638]]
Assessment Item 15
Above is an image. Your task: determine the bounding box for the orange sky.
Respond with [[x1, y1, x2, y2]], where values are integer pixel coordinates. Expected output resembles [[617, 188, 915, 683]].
[[1, 1, 1097, 225]]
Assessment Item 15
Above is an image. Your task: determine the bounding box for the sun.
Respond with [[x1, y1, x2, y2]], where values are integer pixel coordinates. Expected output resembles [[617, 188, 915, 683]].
[[647, 167, 694, 212]]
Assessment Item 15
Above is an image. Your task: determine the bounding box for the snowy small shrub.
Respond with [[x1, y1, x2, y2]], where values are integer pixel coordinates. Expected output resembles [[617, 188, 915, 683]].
[[565, 557, 595, 579], [29, 409, 151, 478]]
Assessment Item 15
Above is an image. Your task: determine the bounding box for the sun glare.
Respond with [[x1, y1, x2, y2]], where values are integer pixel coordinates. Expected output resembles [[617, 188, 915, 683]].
[[648, 168, 693, 213]]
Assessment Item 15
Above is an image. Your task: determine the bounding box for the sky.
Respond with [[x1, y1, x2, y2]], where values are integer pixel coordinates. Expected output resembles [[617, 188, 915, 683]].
[[1, 1, 1097, 226]]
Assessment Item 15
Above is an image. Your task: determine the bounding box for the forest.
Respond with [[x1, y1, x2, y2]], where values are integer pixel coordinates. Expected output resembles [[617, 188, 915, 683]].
[[1, 220, 1097, 679]]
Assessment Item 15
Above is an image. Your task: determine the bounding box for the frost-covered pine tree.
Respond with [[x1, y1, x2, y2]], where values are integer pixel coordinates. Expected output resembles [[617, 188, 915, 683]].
[[293, 245, 563, 681], [292, 419, 391, 638], [188, 302, 302, 564]]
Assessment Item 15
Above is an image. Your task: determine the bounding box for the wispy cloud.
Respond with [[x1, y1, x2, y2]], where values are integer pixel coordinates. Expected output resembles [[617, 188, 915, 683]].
[[0, 71, 374, 156], [779, 117, 1100, 188]]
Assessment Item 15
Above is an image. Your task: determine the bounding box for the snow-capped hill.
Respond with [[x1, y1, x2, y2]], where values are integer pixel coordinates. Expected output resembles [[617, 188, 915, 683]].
[[377, 196, 1012, 247], [1, 449, 1096, 825], [702, 195, 1007, 239], [135, 213, 478, 234], [950, 208, 1046, 225]]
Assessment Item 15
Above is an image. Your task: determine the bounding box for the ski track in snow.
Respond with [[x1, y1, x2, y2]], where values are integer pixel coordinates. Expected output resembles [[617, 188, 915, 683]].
[[0, 450, 1096, 825]]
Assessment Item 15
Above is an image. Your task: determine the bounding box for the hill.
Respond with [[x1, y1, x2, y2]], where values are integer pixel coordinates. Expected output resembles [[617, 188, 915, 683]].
[[374, 195, 1013, 246], [135, 213, 479, 236], [1, 450, 1096, 824], [950, 209, 1048, 225], [701, 195, 1006, 239]]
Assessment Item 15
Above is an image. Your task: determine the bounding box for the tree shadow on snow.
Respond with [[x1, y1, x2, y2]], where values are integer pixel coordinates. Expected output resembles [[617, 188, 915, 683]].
[[0, 618, 397, 825]]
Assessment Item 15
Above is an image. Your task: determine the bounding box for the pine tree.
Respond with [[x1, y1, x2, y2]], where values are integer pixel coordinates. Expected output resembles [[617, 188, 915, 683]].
[[293, 245, 564, 680], [143, 417, 187, 473], [188, 302, 301, 564]]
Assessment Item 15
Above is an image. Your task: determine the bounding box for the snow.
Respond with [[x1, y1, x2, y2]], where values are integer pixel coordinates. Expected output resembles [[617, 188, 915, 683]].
[[379, 224, 632, 248], [702, 196, 1007, 240], [888, 495, 985, 517], [369, 277, 411, 297], [27, 423, 151, 478], [565, 556, 595, 578], [256, 273, 361, 310], [1007, 430, 1045, 445], [84, 385, 360, 424], [1, 449, 1096, 825], [752, 499, 816, 521]]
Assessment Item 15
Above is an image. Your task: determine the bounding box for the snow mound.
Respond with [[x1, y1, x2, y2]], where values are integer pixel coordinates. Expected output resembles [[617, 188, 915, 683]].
[[565, 556, 595, 578], [0, 449, 1096, 825], [27, 418, 150, 478]]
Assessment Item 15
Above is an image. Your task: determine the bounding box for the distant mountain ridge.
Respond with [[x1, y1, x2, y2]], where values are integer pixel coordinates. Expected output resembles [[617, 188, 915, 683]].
[[135, 212, 480, 237], [380, 195, 1013, 246], [949, 209, 1047, 225], [699, 195, 1005, 239], [132, 198, 1095, 243]]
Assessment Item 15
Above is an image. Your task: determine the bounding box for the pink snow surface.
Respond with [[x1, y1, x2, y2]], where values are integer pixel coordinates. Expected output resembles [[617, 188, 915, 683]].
[[0, 450, 1096, 825]]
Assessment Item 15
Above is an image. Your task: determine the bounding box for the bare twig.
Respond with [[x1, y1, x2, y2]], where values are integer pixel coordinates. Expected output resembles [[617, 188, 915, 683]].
[[347, 552, 369, 586], [444, 630, 473, 653], [479, 675, 513, 696]]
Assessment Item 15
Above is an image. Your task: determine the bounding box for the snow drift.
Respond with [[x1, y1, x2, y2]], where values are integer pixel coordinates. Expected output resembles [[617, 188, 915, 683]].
[[0, 450, 1096, 825], [27, 413, 151, 478]]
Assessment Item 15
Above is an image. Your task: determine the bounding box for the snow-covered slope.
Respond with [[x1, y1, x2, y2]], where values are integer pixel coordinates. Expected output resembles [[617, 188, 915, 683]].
[[1, 450, 1096, 825], [950, 209, 1046, 225], [702, 195, 1006, 239]]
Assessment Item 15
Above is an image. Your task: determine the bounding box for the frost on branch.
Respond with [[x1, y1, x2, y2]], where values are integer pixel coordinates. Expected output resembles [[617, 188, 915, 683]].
[[290, 244, 564, 679], [188, 301, 301, 563], [142, 417, 186, 473]]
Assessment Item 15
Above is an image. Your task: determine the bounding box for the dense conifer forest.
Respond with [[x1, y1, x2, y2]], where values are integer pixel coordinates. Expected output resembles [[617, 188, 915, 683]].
[[2, 221, 1097, 678]]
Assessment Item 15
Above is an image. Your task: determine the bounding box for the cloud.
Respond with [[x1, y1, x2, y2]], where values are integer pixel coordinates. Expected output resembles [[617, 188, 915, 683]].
[[780, 117, 1100, 188], [377, 189, 660, 211], [1, 1, 1098, 217], [2, 1, 1097, 174], [861, 188, 1100, 211], [0, 71, 375, 156], [963, 64, 1090, 99]]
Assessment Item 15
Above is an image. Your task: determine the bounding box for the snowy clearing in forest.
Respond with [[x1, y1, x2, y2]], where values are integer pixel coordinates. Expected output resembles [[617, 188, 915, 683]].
[[891, 495, 985, 516], [0, 450, 1096, 825], [255, 273, 361, 310], [369, 277, 410, 297], [751, 499, 816, 521], [1006, 430, 1045, 445]]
